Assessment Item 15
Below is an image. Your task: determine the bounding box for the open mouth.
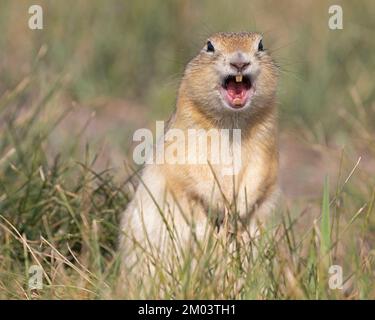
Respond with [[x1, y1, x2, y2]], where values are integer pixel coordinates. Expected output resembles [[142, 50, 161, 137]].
[[220, 74, 254, 109]]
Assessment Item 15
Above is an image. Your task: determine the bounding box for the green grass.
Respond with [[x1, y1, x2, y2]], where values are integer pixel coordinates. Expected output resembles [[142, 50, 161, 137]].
[[0, 0, 374, 299]]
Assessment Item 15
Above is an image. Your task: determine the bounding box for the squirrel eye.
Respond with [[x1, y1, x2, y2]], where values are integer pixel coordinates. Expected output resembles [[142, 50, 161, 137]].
[[258, 40, 264, 51], [206, 41, 215, 53]]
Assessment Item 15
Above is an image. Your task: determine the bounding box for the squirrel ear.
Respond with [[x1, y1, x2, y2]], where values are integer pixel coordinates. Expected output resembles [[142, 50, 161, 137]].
[[206, 41, 215, 53]]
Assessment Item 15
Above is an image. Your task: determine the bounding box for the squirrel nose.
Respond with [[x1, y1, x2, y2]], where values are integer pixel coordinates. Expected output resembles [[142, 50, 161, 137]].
[[230, 61, 250, 72]]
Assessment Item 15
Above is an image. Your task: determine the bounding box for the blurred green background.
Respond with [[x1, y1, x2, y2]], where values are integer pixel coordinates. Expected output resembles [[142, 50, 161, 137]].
[[1, 0, 374, 135]]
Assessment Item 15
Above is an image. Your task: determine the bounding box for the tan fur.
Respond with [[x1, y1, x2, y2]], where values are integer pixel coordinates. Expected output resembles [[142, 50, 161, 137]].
[[120, 32, 279, 272]]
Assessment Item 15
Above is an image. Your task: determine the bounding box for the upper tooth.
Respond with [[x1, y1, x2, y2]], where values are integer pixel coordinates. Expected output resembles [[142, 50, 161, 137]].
[[236, 75, 242, 82]]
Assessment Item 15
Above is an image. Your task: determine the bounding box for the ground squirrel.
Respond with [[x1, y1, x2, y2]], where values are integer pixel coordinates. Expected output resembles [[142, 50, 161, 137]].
[[120, 32, 279, 271]]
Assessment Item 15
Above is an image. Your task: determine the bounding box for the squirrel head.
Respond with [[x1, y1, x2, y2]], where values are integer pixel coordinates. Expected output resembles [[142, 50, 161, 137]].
[[181, 32, 278, 120]]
